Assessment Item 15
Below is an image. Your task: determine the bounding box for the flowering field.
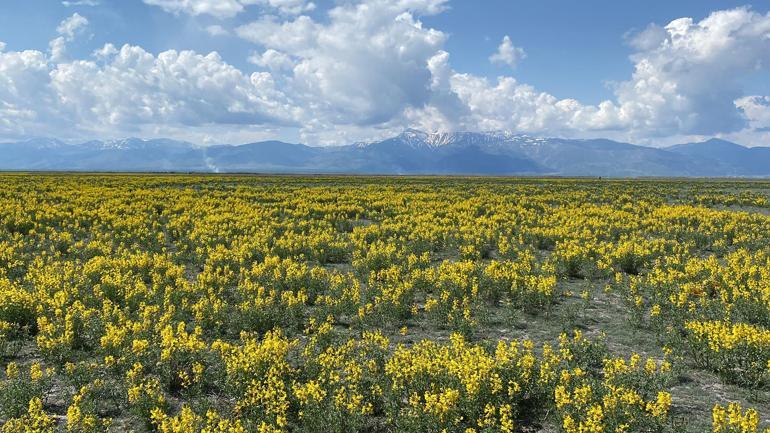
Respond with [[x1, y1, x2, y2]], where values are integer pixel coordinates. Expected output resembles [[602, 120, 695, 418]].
[[0, 174, 768, 433]]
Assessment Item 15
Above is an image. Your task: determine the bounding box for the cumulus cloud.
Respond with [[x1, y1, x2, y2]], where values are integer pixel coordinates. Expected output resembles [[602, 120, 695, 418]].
[[736, 96, 770, 129], [0, 48, 57, 136], [3, 3, 770, 145], [625, 24, 667, 51], [60, 46, 300, 127], [489, 36, 526, 69], [62, 0, 99, 6], [57, 13, 89, 40], [92, 43, 118, 60], [144, 0, 315, 18], [230, 0, 623, 139], [143, 0, 244, 18], [49, 37, 68, 63], [236, 16, 320, 52], [236, 0, 448, 127], [248, 49, 295, 71], [243, 0, 316, 15], [49, 13, 90, 63], [434, 74, 618, 134], [443, 7, 770, 140], [612, 7, 770, 136], [0, 42, 301, 140]]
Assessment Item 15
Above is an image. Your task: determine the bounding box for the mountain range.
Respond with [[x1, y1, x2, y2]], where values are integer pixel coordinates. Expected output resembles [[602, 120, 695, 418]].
[[1, 130, 769, 177]]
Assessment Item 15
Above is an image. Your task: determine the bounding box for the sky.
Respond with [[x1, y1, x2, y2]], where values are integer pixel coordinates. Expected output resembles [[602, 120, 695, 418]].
[[2, 1, 770, 147]]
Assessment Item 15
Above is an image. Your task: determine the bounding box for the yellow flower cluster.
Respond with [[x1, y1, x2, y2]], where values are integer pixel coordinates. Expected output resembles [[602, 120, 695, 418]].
[[151, 407, 248, 433], [0, 175, 769, 432], [686, 320, 770, 350], [712, 402, 770, 433], [67, 379, 112, 433], [1, 398, 56, 433], [556, 353, 674, 433]]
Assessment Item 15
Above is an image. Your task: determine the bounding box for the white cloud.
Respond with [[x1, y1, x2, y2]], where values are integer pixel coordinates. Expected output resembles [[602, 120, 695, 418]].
[[242, 0, 315, 15], [625, 24, 667, 51], [231, 0, 617, 138], [92, 43, 118, 60], [62, 0, 99, 6], [612, 7, 770, 136], [736, 96, 770, 129], [143, 0, 244, 18], [437, 74, 616, 134], [236, 0, 448, 127], [49, 13, 90, 63], [0, 42, 302, 140], [719, 128, 770, 148], [248, 49, 295, 71], [143, 0, 316, 18], [57, 13, 89, 40], [51, 46, 300, 129], [205, 25, 230, 37], [49, 37, 68, 63], [440, 7, 770, 140], [236, 15, 319, 52], [489, 36, 526, 69], [4, 3, 770, 146], [0, 49, 57, 136]]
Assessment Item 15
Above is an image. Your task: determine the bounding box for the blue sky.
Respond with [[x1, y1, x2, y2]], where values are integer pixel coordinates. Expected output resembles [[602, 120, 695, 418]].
[[1, 0, 770, 146], [426, 0, 770, 103]]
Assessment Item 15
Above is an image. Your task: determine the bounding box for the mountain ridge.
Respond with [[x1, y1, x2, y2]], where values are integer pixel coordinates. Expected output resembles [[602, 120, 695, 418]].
[[1, 132, 768, 177]]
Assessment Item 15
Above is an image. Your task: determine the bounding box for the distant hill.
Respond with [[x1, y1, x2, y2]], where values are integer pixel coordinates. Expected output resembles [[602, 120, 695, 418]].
[[1, 131, 769, 177], [665, 138, 770, 177]]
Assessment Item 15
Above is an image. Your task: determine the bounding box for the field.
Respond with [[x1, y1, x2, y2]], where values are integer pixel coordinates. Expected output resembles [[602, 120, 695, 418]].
[[0, 174, 768, 433]]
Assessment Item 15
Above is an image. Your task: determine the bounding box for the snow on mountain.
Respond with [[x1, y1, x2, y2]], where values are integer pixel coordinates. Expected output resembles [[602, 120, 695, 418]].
[[1, 129, 768, 176], [390, 129, 550, 148]]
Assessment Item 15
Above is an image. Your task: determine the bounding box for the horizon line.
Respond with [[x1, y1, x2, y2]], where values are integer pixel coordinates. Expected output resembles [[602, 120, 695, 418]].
[[0, 131, 756, 149]]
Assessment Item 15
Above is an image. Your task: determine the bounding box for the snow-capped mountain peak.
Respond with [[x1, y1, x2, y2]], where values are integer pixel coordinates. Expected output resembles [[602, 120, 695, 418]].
[[102, 138, 136, 149], [396, 129, 433, 147], [393, 129, 550, 148], [1, 131, 764, 177]]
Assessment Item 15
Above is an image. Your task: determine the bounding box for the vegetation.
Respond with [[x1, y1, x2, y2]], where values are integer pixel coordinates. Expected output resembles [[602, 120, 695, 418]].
[[0, 174, 768, 432]]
